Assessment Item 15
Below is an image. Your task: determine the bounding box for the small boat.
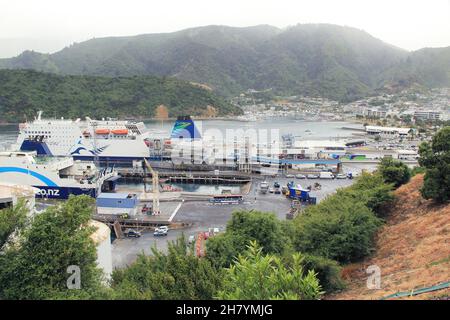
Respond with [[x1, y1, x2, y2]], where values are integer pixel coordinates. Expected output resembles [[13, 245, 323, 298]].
[[95, 128, 110, 135], [111, 129, 128, 135]]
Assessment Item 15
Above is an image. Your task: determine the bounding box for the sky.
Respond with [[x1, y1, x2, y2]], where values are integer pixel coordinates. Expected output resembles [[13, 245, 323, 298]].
[[0, 0, 449, 58]]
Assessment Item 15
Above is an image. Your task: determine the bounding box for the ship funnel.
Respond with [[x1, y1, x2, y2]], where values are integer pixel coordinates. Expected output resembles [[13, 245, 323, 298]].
[[170, 116, 202, 140]]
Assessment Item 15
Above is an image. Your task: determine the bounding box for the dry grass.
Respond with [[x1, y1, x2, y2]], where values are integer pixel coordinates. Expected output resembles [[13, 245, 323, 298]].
[[330, 174, 450, 300]]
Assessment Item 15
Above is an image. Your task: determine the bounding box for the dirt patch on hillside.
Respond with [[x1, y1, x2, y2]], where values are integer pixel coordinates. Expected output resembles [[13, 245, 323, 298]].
[[330, 174, 450, 300]]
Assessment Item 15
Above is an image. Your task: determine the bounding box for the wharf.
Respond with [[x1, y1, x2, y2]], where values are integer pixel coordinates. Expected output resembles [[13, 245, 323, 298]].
[[118, 169, 252, 184]]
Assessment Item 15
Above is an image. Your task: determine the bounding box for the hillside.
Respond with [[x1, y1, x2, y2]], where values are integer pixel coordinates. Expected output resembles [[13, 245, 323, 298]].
[[330, 174, 450, 300], [0, 69, 239, 123], [0, 24, 427, 102]]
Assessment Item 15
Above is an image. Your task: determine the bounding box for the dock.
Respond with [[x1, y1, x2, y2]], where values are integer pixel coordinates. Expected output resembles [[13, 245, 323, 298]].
[[117, 169, 252, 184]]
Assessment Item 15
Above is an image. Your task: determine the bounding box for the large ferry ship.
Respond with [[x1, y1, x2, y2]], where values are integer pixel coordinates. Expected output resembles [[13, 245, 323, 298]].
[[14, 112, 215, 167], [0, 151, 117, 199], [14, 112, 155, 167]]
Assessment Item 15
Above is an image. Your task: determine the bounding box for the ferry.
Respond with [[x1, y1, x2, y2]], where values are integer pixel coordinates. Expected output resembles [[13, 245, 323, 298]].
[[14, 111, 156, 167], [14, 112, 215, 167], [0, 151, 117, 199], [163, 116, 215, 165]]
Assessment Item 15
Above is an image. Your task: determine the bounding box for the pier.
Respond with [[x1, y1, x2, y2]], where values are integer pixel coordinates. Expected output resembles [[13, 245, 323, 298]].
[[117, 168, 252, 184]]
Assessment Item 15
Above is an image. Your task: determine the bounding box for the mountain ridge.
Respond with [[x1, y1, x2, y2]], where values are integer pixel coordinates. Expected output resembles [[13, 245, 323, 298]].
[[1, 23, 449, 102]]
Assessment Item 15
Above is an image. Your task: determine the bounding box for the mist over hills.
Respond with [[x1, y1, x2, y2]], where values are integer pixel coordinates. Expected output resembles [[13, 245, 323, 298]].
[[1, 23, 449, 102]]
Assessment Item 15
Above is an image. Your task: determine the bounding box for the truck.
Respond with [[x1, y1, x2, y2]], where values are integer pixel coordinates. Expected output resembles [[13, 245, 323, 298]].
[[286, 182, 317, 205], [319, 172, 334, 179]]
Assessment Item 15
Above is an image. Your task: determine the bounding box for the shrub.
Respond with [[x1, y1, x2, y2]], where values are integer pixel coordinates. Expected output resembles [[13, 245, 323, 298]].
[[418, 126, 450, 203], [206, 210, 292, 268], [216, 241, 323, 300], [294, 197, 382, 263], [301, 254, 345, 293], [378, 157, 411, 188]]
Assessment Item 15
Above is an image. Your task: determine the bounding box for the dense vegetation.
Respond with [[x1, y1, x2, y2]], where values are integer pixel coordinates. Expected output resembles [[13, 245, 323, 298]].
[[418, 126, 450, 203], [1, 24, 448, 102], [0, 196, 107, 299], [111, 237, 222, 300], [0, 69, 239, 123], [378, 157, 411, 188], [216, 242, 323, 300], [0, 169, 413, 299]]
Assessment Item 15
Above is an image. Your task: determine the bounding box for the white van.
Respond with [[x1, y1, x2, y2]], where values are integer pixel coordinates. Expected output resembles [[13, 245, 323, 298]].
[[319, 172, 334, 179]]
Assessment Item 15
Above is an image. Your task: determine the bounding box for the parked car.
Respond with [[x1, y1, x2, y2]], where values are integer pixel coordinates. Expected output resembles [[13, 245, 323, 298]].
[[158, 226, 169, 233], [274, 182, 281, 188], [153, 229, 168, 237], [335, 173, 347, 179], [296, 174, 306, 179], [285, 174, 295, 178], [188, 235, 196, 244], [124, 229, 141, 238], [307, 174, 319, 179]]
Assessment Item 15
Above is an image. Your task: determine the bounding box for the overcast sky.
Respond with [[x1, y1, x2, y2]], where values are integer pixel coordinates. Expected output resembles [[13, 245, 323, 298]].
[[1, 0, 449, 58]]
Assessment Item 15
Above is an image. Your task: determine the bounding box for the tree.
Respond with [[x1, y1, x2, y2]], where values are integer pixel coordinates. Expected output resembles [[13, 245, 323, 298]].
[[378, 157, 411, 188], [294, 197, 382, 263], [0, 200, 28, 249], [0, 195, 107, 300], [206, 210, 293, 268], [339, 172, 394, 216], [216, 241, 322, 300], [418, 126, 450, 203], [300, 254, 345, 293], [112, 236, 222, 300]]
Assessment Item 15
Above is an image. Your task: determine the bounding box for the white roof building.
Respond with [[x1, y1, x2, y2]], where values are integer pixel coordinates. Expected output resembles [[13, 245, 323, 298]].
[[365, 126, 413, 136]]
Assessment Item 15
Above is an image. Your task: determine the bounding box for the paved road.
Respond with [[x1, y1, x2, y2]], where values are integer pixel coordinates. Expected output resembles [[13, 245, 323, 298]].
[[111, 175, 356, 269]]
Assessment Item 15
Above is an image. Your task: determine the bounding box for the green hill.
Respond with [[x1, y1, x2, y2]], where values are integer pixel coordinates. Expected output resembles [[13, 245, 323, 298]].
[[1, 24, 449, 102], [0, 69, 239, 123]]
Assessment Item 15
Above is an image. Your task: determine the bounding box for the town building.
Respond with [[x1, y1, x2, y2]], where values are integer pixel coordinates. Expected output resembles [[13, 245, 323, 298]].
[[365, 126, 414, 139], [414, 110, 441, 121]]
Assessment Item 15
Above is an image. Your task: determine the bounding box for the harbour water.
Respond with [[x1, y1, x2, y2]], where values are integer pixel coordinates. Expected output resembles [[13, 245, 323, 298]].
[[116, 180, 242, 194], [145, 118, 364, 140]]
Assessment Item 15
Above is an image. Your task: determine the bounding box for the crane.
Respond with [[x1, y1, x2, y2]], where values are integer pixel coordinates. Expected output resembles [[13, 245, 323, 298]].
[[142, 158, 160, 215]]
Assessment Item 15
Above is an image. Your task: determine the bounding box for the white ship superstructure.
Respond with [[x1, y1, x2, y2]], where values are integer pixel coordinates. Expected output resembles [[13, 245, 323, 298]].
[[0, 151, 117, 199], [14, 112, 152, 167]]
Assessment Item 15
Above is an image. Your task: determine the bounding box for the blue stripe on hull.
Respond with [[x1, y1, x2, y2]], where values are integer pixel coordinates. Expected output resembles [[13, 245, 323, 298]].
[[0, 167, 58, 187], [34, 186, 97, 199]]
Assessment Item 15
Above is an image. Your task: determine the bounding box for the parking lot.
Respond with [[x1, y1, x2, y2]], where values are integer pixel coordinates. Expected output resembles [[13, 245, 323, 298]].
[[111, 171, 358, 269]]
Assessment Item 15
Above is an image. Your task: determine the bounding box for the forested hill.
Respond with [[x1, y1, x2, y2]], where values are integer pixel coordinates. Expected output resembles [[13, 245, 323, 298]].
[[1, 24, 449, 102], [0, 69, 240, 123]]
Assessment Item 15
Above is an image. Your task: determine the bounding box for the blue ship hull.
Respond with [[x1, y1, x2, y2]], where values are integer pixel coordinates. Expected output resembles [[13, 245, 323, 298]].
[[34, 186, 97, 199]]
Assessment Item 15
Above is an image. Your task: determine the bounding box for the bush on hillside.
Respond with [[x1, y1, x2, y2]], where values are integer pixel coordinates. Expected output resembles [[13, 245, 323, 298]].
[[378, 157, 411, 188]]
